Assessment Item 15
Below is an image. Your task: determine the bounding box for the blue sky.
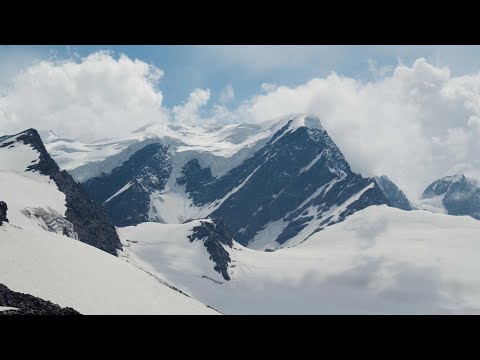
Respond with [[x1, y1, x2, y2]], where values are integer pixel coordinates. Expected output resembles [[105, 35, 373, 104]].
[[2, 45, 480, 107]]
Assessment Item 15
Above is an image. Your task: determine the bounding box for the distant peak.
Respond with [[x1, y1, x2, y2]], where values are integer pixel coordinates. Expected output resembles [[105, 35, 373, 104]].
[[421, 173, 474, 200]]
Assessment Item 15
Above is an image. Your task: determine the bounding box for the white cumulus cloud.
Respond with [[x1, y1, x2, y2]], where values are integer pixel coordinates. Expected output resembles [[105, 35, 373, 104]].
[[172, 88, 211, 125], [0, 51, 168, 141]]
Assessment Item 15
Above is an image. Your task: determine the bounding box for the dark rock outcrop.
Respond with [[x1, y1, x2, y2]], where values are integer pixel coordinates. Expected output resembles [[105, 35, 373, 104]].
[[3, 129, 121, 255], [0, 201, 7, 225], [187, 219, 234, 281], [0, 283, 80, 315]]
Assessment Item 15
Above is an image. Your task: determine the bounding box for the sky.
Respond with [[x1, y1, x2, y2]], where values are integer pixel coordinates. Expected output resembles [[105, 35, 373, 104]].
[[2, 45, 480, 198]]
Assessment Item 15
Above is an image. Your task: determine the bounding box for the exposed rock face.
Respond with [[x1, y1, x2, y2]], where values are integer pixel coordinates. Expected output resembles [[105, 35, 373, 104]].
[[0, 283, 80, 315], [0, 201, 7, 225], [10, 129, 121, 255], [187, 219, 234, 281]]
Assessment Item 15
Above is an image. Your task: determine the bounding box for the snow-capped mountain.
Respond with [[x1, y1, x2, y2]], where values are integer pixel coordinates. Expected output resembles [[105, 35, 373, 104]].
[[0, 129, 121, 254], [53, 114, 400, 250], [119, 205, 480, 314], [375, 175, 412, 211], [418, 174, 480, 219]]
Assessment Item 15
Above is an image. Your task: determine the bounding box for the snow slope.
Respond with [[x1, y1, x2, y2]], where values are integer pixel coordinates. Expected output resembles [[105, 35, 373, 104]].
[[119, 206, 480, 314], [0, 223, 217, 315]]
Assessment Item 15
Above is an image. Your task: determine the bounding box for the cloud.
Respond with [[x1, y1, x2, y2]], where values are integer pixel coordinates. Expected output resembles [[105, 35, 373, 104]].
[[0, 51, 167, 141], [172, 88, 211, 125]]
